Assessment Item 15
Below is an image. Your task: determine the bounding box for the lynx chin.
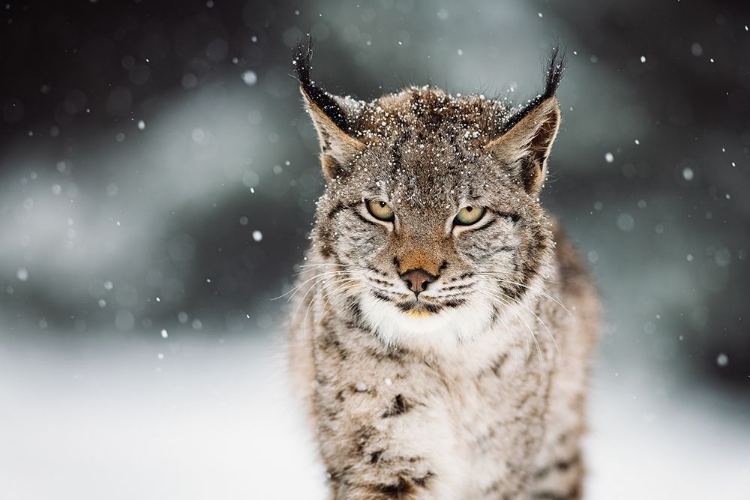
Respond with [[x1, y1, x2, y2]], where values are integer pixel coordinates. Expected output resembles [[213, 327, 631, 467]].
[[287, 39, 599, 500]]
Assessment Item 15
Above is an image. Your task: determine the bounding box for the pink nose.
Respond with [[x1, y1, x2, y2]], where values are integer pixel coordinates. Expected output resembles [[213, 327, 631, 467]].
[[400, 268, 436, 295]]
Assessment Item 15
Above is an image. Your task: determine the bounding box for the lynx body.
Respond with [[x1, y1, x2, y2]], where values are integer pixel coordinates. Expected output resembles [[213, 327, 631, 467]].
[[288, 41, 599, 500]]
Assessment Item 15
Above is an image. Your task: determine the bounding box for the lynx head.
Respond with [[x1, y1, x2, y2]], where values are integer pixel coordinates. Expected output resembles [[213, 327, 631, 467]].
[[294, 40, 564, 351]]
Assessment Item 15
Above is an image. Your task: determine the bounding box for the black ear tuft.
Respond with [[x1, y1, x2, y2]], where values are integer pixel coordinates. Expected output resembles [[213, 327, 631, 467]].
[[292, 36, 351, 133], [542, 46, 566, 100], [500, 47, 566, 135], [292, 36, 314, 92]]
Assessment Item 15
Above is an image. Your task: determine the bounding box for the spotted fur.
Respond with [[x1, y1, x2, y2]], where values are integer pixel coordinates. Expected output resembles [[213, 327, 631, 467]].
[[288, 40, 599, 500]]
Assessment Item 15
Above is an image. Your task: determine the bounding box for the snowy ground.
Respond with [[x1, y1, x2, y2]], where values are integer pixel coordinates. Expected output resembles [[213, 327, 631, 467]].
[[0, 331, 747, 499]]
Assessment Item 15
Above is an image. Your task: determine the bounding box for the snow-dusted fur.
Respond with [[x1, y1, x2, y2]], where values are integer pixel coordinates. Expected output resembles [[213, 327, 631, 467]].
[[288, 40, 599, 500]]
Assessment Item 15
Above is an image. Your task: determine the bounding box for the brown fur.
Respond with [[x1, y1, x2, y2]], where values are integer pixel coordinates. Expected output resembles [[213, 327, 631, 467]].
[[288, 43, 599, 500]]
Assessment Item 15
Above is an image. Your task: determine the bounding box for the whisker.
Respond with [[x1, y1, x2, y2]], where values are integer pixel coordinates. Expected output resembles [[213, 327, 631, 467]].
[[293, 272, 356, 326], [425, 291, 472, 301], [476, 290, 527, 379], [301, 276, 358, 334], [274, 270, 351, 301], [499, 290, 561, 357], [478, 289, 545, 375], [474, 297, 520, 371], [477, 290, 529, 353], [317, 279, 362, 327], [364, 283, 409, 299], [478, 278, 561, 356], [476, 296, 522, 381], [476, 273, 573, 317]]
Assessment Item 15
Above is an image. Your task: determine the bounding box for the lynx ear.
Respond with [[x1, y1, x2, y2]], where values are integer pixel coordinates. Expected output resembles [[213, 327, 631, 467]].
[[293, 39, 364, 180], [486, 49, 565, 194]]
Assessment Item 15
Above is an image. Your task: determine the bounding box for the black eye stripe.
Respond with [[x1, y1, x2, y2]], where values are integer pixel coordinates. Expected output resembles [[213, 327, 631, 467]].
[[327, 201, 363, 219], [470, 217, 497, 233], [354, 210, 377, 225]]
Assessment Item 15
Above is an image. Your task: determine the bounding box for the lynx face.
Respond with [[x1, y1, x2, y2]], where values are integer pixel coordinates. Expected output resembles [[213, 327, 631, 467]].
[[295, 42, 563, 350]]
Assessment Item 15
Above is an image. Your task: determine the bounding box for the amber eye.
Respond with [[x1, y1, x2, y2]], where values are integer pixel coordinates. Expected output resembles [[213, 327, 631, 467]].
[[366, 200, 394, 222], [454, 206, 486, 226]]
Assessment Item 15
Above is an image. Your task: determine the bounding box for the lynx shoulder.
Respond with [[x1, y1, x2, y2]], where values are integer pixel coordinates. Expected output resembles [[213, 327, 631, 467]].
[[288, 39, 599, 500]]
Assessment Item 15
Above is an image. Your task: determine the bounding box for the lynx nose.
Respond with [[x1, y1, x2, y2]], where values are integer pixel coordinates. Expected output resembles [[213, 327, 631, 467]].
[[400, 268, 436, 295]]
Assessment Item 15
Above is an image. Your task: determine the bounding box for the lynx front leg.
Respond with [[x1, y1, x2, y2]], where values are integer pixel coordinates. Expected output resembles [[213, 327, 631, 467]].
[[526, 316, 594, 500], [329, 453, 438, 500], [314, 374, 458, 500], [526, 382, 587, 500], [310, 323, 463, 500], [527, 445, 584, 500], [319, 397, 450, 500]]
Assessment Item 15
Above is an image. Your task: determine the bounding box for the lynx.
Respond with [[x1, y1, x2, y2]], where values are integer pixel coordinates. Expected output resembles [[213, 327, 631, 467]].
[[287, 39, 599, 500]]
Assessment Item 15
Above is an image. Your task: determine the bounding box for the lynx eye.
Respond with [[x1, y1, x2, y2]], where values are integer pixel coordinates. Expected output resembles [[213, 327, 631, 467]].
[[454, 206, 486, 226], [366, 200, 394, 222]]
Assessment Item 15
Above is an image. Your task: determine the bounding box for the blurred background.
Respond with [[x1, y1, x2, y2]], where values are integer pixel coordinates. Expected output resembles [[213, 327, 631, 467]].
[[0, 0, 748, 498]]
